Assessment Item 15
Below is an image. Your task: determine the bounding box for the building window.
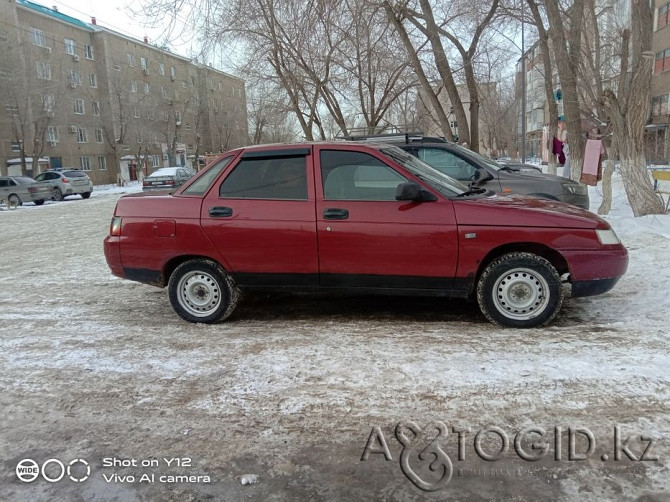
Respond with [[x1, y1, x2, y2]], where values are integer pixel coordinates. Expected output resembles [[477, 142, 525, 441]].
[[151, 155, 160, 166], [89, 73, 97, 87], [36, 62, 51, 80], [74, 99, 85, 114], [161, 86, 167, 98], [651, 95, 669, 116], [655, 49, 670, 74], [659, 4, 670, 30], [84, 44, 94, 60], [95, 128, 104, 142], [127, 53, 135, 66], [77, 127, 88, 143], [113, 64, 121, 72], [92, 101, 100, 116], [144, 82, 150, 94], [32, 28, 46, 47], [170, 66, 176, 79], [159, 62, 165, 75], [70, 69, 80, 87], [65, 38, 77, 55], [136, 131, 143, 143], [42, 94, 55, 113], [80, 156, 91, 171], [140, 57, 147, 70], [98, 156, 107, 170], [47, 126, 59, 143], [130, 80, 137, 93], [134, 106, 140, 118]]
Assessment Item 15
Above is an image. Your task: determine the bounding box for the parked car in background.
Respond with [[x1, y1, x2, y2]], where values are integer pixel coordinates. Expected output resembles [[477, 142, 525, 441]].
[[34, 169, 93, 201], [142, 167, 195, 191], [105, 142, 627, 329], [0, 176, 50, 206], [396, 142, 589, 209]]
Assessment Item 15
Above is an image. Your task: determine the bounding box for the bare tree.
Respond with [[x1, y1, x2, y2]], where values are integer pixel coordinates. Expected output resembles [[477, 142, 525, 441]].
[[601, 0, 664, 215]]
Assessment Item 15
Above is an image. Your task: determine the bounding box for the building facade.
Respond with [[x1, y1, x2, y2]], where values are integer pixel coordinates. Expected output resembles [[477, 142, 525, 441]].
[[0, 0, 247, 183]]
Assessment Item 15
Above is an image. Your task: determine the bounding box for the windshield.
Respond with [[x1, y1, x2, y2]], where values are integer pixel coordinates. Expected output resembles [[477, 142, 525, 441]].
[[381, 146, 469, 196], [446, 142, 502, 172]]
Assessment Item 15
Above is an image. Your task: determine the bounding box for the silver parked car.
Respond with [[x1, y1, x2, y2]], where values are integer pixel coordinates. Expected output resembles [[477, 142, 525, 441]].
[[0, 176, 51, 206], [34, 169, 94, 201], [142, 167, 195, 191]]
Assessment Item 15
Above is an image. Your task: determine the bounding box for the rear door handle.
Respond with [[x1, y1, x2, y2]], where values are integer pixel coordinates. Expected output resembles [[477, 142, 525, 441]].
[[209, 206, 233, 217], [323, 208, 349, 220]]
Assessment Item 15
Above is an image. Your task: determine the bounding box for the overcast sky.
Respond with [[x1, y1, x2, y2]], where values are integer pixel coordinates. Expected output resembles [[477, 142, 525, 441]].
[[49, 0, 196, 57]]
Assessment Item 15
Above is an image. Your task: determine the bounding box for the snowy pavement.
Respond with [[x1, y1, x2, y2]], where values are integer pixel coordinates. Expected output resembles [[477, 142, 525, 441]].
[[0, 176, 668, 501]]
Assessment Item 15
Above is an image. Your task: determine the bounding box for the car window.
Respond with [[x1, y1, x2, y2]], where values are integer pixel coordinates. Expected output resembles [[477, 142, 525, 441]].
[[0, 179, 7, 187], [182, 157, 233, 196], [416, 147, 478, 181], [46, 172, 60, 180], [63, 170, 88, 178], [219, 156, 308, 200], [34, 173, 45, 181], [320, 150, 407, 201]]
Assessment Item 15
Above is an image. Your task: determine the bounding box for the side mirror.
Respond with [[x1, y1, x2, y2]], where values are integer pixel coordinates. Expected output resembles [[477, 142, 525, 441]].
[[395, 182, 437, 202], [472, 168, 494, 185]]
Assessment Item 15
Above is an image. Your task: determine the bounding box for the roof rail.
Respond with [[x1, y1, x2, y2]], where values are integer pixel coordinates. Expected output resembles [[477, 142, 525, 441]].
[[337, 132, 448, 144]]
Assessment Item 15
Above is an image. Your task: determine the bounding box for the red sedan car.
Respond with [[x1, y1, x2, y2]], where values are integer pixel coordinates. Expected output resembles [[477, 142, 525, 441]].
[[104, 142, 628, 328]]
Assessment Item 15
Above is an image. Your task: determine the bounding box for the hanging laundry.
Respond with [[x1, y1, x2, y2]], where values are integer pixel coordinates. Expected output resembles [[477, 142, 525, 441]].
[[552, 137, 565, 165], [580, 139, 606, 186]]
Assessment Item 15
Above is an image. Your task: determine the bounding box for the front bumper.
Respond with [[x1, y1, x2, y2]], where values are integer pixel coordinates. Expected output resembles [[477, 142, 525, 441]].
[[562, 245, 629, 297]]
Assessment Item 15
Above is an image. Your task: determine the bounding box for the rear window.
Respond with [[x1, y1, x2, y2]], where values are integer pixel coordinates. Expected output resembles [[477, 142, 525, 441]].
[[63, 170, 88, 178]]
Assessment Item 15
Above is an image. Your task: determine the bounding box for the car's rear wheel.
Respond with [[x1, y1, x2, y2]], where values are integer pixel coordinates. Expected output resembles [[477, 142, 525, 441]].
[[168, 259, 240, 323], [34, 199, 45, 206], [7, 194, 21, 208], [81, 192, 91, 199], [477, 252, 563, 328], [52, 187, 63, 201]]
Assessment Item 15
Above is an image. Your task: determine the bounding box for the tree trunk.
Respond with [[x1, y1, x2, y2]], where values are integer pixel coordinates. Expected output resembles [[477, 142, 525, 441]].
[[597, 159, 614, 215]]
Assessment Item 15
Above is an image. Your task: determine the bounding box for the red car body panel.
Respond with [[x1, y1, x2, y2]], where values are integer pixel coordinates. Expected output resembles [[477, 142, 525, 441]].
[[103, 142, 628, 300]]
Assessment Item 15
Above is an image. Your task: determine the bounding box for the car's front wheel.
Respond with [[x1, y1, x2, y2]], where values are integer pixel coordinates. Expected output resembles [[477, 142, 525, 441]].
[[34, 199, 45, 206], [168, 259, 240, 323], [52, 187, 63, 201], [477, 252, 563, 328], [81, 192, 91, 199]]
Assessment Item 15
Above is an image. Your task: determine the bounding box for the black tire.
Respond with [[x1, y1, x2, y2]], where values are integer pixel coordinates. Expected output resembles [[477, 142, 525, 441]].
[[34, 199, 45, 206], [477, 252, 563, 328], [81, 192, 91, 199], [7, 194, 21, 207], [52, 187, 64, 201], [168, 259, 240, 323]]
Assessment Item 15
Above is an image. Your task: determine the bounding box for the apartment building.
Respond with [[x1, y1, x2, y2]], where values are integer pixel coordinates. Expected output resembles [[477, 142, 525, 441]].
[[650, 0, 670, 162], [0, 0, 247, 184]]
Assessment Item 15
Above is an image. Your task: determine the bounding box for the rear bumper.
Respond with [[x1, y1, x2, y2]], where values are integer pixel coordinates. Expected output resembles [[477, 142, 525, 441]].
[[103, 235, 125, 278]]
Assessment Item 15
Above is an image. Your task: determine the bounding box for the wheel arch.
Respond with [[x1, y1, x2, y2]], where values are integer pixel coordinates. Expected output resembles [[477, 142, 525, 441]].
[[474, 242, 569, 289], [162, 254, 228, 287]]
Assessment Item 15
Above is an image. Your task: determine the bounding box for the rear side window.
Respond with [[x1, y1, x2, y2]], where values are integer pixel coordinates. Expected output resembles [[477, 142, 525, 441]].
[[182, 157, 233, 196], [219, 156, 307, 200], [321, 150, 407, 201]]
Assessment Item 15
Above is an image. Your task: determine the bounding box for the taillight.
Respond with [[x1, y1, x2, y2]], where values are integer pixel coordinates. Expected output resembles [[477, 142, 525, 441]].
[[110, 216, 123, 236], [143, 180, 149, 186], [62, 177, 70, 183], [28, 187, 37, 193], [166, 179, 175, 184]]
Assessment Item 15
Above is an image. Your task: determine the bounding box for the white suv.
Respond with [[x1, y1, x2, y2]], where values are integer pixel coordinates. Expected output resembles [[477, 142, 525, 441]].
[[34, 169, 93, 201]]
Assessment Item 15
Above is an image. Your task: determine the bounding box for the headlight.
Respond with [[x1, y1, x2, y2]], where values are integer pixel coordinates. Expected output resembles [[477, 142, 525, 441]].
[[596, 228, 620, 245]]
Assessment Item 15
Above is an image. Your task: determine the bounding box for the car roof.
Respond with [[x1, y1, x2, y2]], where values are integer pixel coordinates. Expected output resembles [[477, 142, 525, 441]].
[[149, 167, 181, 175]]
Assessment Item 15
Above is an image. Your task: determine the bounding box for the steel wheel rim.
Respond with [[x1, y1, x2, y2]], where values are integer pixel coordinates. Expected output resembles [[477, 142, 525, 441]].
[[492, 267, 550, 321], [177, 270, 222, 317], [53, 188, 62, 200]]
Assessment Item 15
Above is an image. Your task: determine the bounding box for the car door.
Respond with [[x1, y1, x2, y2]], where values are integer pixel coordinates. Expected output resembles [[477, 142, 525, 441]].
[[200, 147, 319, 287], [0, 179, 8, 199], [315, 146, 459, 291]]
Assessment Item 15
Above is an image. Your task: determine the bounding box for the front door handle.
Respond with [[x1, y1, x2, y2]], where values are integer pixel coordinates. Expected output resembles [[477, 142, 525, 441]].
[[209, 206, 233, 217], [323, 208, 349, 220]]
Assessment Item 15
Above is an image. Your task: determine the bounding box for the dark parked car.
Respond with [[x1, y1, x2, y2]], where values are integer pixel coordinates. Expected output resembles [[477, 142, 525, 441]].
[[496, 159, 543, 173], [397, 142, 589, 209], [0, 176, 50, 206], [105, 142, 627, 328], [34, 169, 93, 201], [142, 167, 195, 191]]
